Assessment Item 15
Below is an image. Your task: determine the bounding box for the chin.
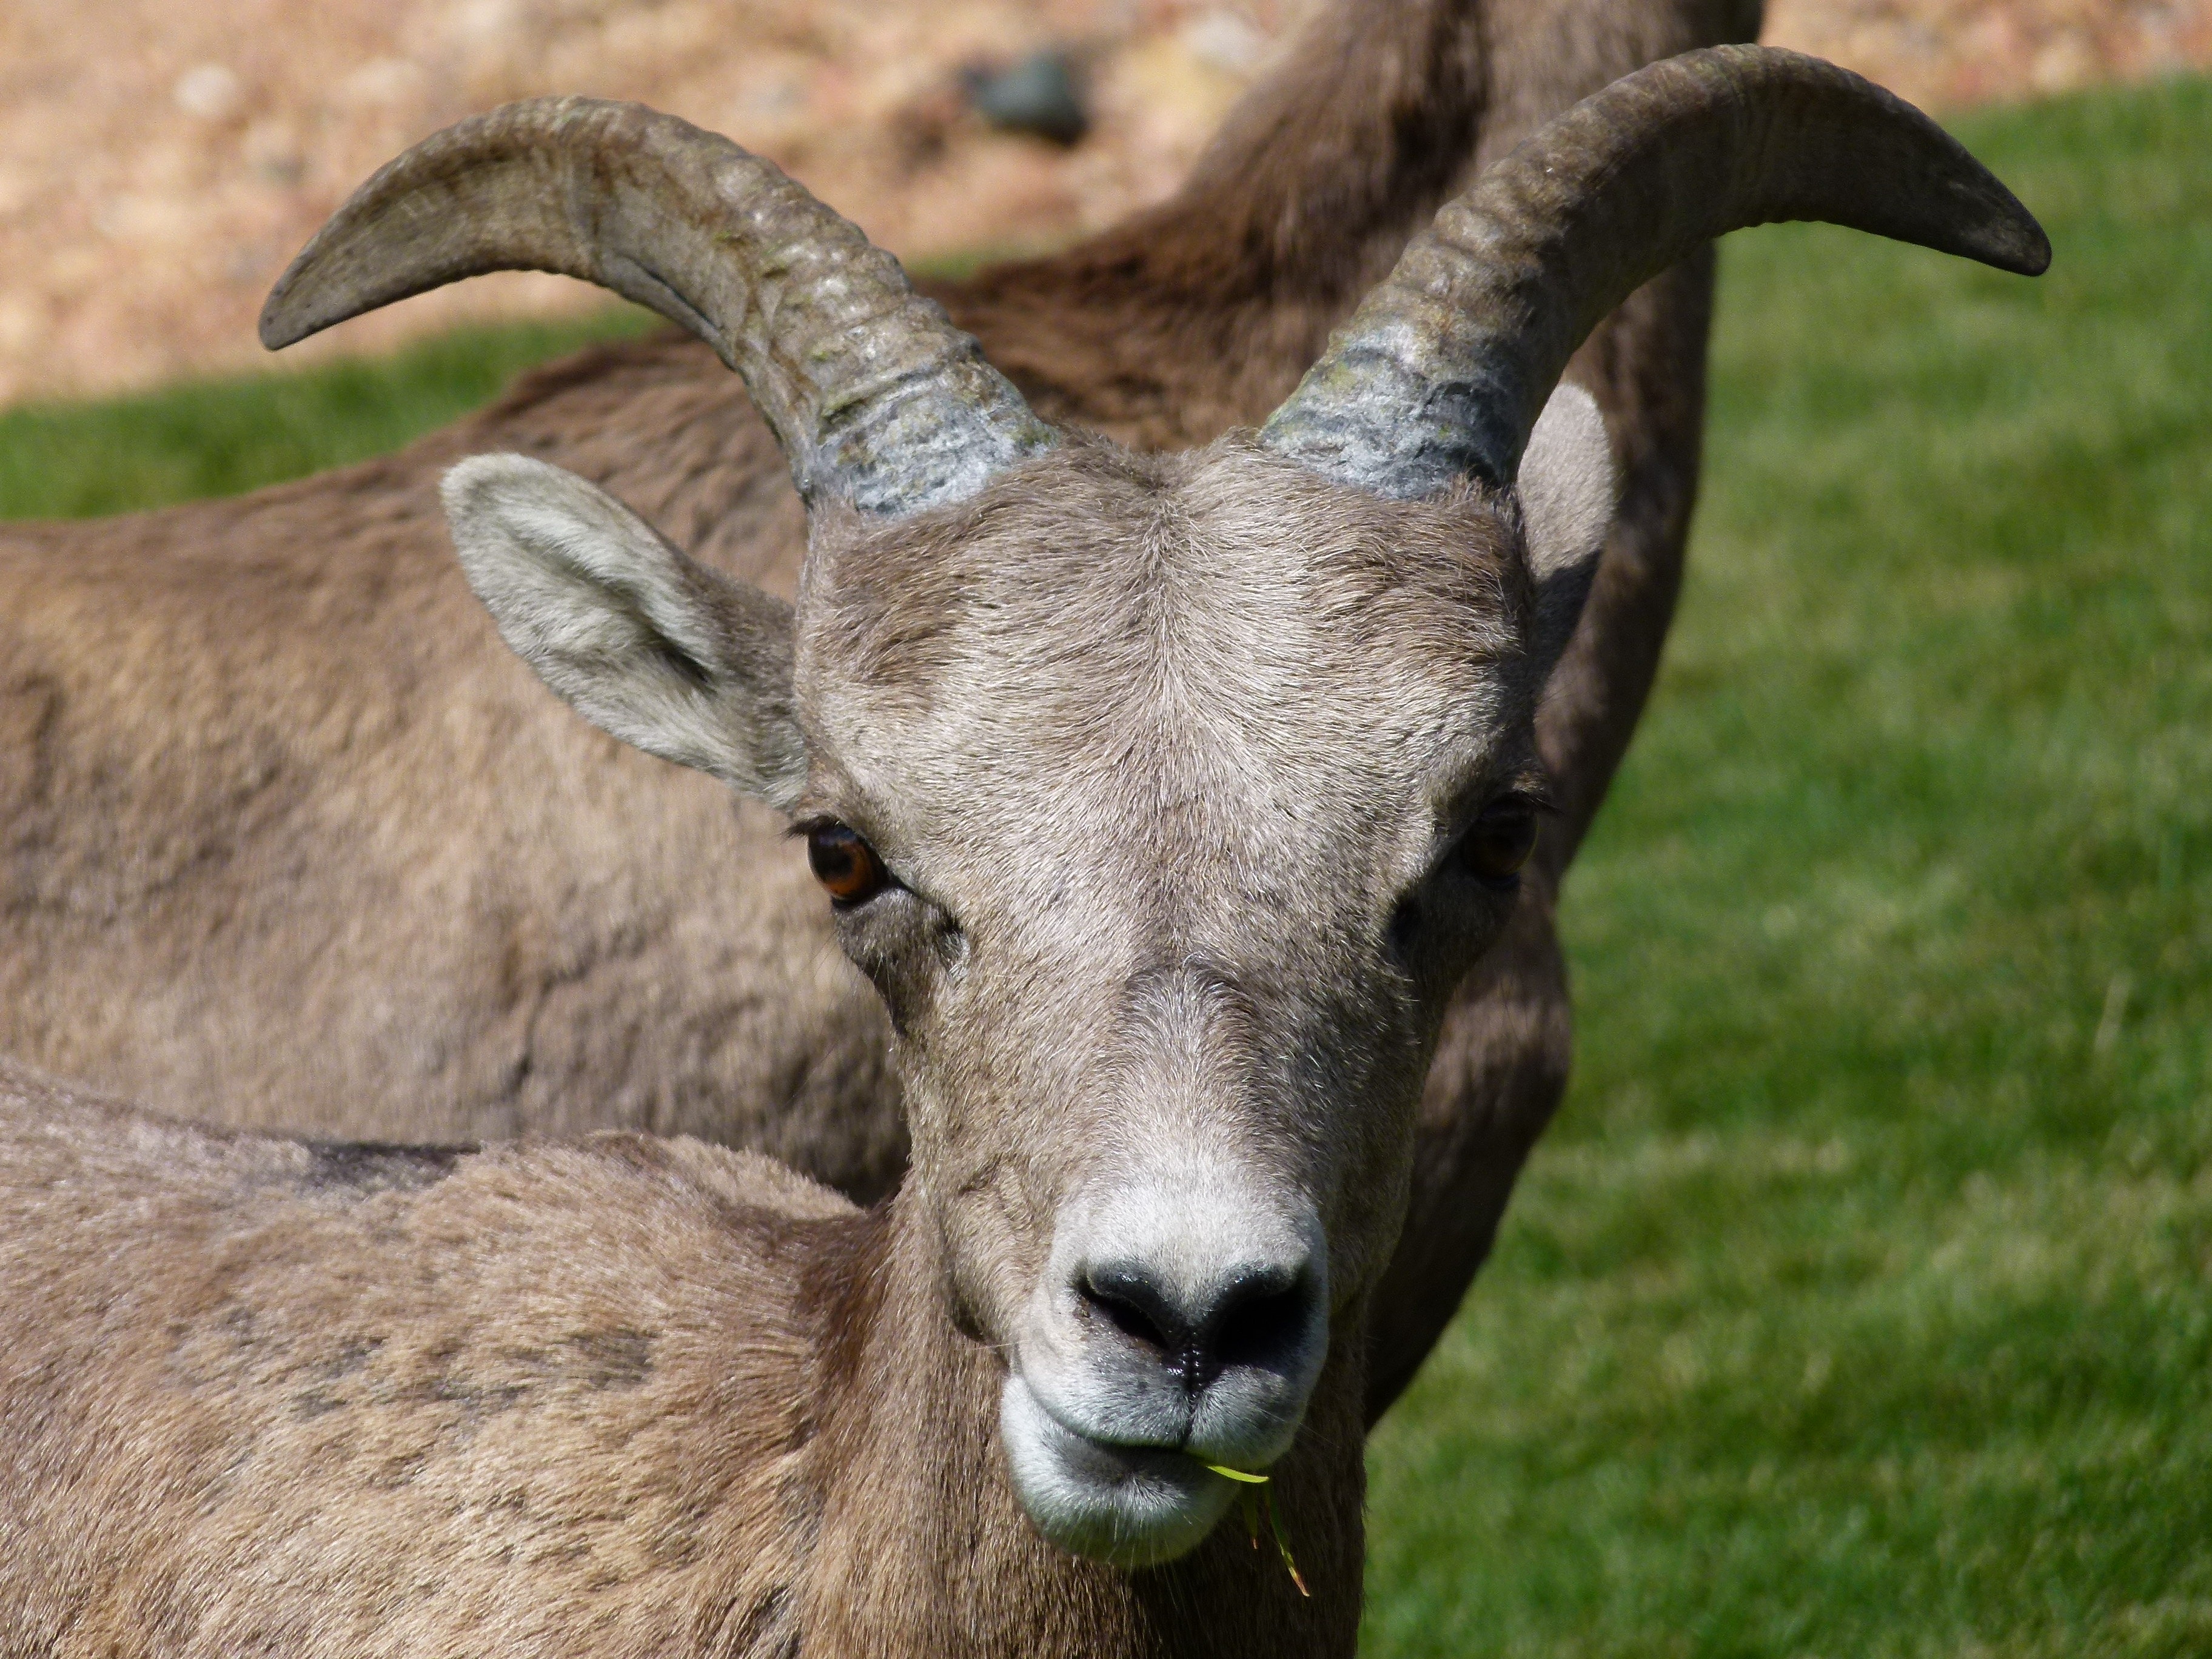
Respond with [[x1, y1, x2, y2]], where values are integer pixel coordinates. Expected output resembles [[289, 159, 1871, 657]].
[[999, 1375, 1239, 1567]]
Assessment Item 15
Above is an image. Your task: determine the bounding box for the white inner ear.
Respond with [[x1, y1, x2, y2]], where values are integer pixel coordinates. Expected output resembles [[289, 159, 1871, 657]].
[[1517, 383, 1616, 585], [440, 452, 805, 805]]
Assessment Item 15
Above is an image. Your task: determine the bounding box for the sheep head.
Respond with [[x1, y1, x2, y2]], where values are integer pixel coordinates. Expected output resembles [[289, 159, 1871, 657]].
[[268, 46, 2044, 1569]]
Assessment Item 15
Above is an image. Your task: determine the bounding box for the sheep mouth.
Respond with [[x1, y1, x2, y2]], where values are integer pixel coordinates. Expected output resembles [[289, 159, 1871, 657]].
[[997, 1373, 1240, 1566]]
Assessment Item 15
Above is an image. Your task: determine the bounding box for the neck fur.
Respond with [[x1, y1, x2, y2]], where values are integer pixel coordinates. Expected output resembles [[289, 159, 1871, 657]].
[[784, 1190, 1370, 1659]]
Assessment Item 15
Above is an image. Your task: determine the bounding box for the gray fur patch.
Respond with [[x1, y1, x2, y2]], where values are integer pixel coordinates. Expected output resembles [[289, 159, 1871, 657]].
[[300, 1140, 471, 1195]]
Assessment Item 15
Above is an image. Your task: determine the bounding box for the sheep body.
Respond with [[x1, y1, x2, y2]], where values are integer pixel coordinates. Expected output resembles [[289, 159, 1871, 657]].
[[0, 42, 2047, 1645], [0, 0, 1757, 1423], [0, 1059, 1363, 1657]]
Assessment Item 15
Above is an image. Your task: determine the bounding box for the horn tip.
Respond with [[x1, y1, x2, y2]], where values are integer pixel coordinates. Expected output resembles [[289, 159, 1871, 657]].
[[258, 300, 306, 352], [258, 261, 320, 351], [1970, 208, 2052, 279], [2007, 223, 2054, 279]]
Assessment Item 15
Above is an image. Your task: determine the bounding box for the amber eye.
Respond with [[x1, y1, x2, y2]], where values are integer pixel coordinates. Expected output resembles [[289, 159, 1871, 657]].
[[1458, 800, 1540, 886], [806, 822, 890, 905]]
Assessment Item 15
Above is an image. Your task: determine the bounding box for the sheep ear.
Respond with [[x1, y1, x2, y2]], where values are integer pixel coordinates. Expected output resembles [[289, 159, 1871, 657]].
[[1514, 383, 1617, 679], [441, 454, 807, 808]]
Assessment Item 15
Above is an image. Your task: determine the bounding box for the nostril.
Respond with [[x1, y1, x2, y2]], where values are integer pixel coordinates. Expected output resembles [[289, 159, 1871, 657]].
[[1078, 1264, 1189, 1358], [1077, 1259, 1314, 1393], [1209, 1272, 1312, 1371]]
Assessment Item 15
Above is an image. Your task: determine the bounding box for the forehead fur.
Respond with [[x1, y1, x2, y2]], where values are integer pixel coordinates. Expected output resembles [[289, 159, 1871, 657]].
[[802, 432, 1528, 708], [791, 432, 1543, 899]]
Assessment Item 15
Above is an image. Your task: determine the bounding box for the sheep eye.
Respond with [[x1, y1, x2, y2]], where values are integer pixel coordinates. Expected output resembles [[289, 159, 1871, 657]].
[[1458, 799, 1540, 886], [806, 822, 890, 906]]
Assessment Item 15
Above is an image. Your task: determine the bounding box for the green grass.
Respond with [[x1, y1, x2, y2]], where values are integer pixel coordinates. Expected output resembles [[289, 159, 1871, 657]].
[[4, 72, 2207, 1659], [0, 307, 655, 520], [1364, 76, 2212, 1658]]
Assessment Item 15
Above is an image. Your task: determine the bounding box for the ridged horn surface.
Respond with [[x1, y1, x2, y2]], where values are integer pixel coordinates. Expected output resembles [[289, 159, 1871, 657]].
[[1260, 45, 2049, 498], [261, 97, 1054, 516]]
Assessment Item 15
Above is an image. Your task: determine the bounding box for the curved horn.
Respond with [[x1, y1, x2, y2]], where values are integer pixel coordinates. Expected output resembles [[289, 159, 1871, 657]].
[[1260, 46, 2049, 498], [261, 98, 1053, 516]]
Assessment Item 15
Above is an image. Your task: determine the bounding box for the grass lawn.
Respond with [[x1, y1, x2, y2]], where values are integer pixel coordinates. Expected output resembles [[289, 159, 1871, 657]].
[[0, 310, 657, 520], [1364, 76, 2212, 1658], [3, 74, 2205, 1659]]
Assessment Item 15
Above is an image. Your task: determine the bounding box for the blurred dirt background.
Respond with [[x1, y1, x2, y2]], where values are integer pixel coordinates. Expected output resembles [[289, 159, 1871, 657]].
[[0, 0, 2204, 405]]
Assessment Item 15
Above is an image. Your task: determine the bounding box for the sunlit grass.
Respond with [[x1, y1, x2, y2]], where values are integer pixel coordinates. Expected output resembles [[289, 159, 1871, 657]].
[[0, 308, 654, 520], [1363, 73, 2212, 1658]]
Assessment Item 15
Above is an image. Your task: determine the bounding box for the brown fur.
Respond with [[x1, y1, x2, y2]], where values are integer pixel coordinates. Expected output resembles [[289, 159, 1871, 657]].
[[0, 0, 1761, 1421], [0, 389, 1580, 1647], [0, 1037, 1368, 1657]]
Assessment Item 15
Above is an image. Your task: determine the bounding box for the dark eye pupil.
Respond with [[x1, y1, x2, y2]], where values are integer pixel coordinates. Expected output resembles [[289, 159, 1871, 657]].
[[1461, 807, 1538, 883], [807, 824, 885, 903]]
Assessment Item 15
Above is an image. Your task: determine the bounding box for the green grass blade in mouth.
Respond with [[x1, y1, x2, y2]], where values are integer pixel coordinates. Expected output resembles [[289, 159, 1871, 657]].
[[1198, 1461, 1309, 1597], [1203, 1463, 1270, 1484]]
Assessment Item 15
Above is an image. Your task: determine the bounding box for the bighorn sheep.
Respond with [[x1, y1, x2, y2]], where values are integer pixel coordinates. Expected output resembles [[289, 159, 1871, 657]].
[[0, 50, 2043, 1654], [0, 0, 1762, 1419]]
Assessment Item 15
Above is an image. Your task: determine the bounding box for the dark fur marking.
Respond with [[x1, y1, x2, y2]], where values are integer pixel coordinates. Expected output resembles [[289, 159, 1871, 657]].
[[287, 1339, 388, 1418], [300, 1139, 473, 1195], [796, 1205, 894, 1413], [561, 1328, 657, 1391]]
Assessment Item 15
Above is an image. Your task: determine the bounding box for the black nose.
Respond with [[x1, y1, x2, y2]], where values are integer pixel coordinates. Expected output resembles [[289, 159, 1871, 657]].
[[1078, 1259, 1316, 1393]]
